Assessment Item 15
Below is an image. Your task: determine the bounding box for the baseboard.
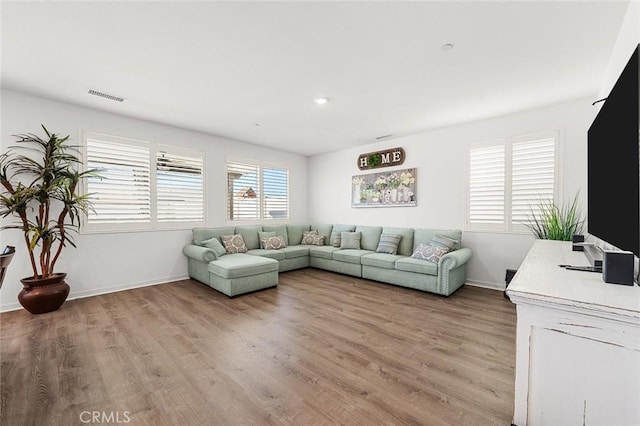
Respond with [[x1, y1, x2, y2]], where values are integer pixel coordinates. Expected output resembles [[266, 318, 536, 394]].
[[0, 274, 189, 313], [466, 279, 506, 291]]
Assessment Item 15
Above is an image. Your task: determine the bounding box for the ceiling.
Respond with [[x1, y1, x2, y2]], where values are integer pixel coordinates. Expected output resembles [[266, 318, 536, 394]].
[[1, 1, 629, 156]]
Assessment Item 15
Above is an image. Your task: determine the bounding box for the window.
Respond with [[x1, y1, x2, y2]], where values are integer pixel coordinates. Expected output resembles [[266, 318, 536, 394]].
[[83, 132, 205, 232], [226, 160, 289, 222], [466, 131, 558, 232]]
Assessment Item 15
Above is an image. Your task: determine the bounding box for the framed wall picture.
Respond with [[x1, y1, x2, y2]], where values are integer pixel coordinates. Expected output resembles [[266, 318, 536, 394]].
[[352, 168, 416, 208]]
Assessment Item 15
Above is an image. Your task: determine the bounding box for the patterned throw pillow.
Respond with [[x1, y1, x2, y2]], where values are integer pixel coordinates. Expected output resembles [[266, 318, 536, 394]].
[[340, 231, 362, 249], [411, 242, 451, 263], [220, 234, 248, 254], [431, 234, 459, 250], [330, 231, 342, 247], [258, 231, 276, 248], [376, 233, 402, 255], [301, 231, 324, 245], [261, 236, 287, 250]]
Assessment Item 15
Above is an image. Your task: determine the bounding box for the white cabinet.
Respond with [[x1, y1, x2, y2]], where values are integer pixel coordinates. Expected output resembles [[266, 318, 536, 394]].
[[507, 240, 640, 426]]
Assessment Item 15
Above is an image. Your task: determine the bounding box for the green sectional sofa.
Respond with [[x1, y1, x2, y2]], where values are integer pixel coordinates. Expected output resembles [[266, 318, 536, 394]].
[[182, 224, 472, 297]]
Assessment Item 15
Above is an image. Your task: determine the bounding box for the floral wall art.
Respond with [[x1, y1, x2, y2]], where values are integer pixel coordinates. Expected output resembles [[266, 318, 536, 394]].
[[352, 168, 416, 208]]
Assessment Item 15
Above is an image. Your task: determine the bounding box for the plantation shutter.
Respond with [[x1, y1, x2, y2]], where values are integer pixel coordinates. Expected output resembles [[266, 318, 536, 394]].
[[86, 137, 151, 224], [262, 167, 289, 220], [468, 143, 505, 228], [227, 161, 260, 221], [511, 136, 556, 226], [156, 150, 204, 223]]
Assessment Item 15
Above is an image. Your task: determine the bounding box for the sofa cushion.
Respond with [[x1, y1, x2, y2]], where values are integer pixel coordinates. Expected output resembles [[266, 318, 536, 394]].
[[340, 232, 362, 249], [258, 231, 276, 248], [262, 224, 289, 246], [395, 257, 438, 276], [193, 226, 235, 245], [236, 226, 263, 250], [413, 229, 462, 250], [208, 254, 279, 279], [311, 224, 333, 246], [382, 227, 414, 256], [200, 237, 227, 258], [287, 225, 310, 245], [355, 226, 383, 251], [376, 233, 402, 255], [280, 245, 310, 259], [220, 234, 248, 254], [246, 248, 286, 261], [330, 224, 356, 247], [361, 253, 404, 269], [309, 246, 340, 259], [261, 236, 287, 250], [333, 249, 375, 264]]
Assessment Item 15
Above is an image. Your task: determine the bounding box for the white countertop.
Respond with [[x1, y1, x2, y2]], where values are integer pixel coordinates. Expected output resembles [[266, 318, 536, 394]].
[[506, 239, 640, 322]]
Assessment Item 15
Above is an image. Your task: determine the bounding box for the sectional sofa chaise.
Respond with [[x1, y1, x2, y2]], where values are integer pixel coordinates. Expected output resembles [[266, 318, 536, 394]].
[[182, 224, 472, 297]]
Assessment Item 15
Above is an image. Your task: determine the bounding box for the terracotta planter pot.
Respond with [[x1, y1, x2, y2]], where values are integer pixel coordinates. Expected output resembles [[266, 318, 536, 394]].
[[18, 273, 69, 314]]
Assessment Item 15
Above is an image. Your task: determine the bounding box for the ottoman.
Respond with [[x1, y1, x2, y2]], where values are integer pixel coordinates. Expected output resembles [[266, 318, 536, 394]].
[[207, 253, 279, 297]]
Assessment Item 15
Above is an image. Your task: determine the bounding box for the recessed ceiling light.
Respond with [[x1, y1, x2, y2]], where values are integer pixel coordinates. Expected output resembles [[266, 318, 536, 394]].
[[441, 43, 454, 51], [314, 97, 329, 105]]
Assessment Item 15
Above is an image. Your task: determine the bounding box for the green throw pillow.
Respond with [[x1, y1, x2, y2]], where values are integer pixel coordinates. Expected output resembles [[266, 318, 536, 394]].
[[200, 237, 227, 258], [340, 231, 362, 249]]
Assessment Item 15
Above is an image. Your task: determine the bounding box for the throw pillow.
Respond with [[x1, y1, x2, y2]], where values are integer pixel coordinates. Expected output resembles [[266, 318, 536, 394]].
[[376, 233, 402, 255], [261, 236, 287, 250], [301, 233, 324, 245], [411, 242, 451, 263], [330, 231, 342, 247], [340, 231, 362, 250], [200, 237, 227, 258], [431, 234, 459, 250], [258, 231, 276, 248], [220, 234, 248, 254]]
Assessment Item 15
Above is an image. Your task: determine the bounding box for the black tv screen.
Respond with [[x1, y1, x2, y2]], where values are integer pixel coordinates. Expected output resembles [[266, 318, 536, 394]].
[[587, 45, 639, 257]]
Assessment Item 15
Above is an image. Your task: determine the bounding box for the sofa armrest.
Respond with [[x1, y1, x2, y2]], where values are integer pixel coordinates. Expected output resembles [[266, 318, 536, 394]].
[[437, 247, 472, 296], [438, 247, 472, 271], [183, 244, 218, 263]]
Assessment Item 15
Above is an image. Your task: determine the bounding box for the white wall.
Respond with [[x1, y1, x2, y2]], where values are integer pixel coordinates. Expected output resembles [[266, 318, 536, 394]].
[[0, 90, 308, 311], [599, 1, 640, 99], [308, 97, 595, 289]]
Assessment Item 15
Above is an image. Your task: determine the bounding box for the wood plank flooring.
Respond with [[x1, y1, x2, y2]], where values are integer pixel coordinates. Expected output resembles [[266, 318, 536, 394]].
[[1, 269, 516, 426]]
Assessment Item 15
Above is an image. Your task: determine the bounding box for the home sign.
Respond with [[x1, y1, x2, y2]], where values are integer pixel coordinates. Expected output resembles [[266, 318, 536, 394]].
[[357, 147, 405, 170]]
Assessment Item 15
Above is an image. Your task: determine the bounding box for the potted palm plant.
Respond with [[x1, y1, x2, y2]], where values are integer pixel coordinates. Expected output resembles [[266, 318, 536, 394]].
[[0, 125, 97, 314]]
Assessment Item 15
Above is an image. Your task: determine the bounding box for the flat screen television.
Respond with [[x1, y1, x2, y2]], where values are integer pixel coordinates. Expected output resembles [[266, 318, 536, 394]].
[[587, 44, 639, 257]]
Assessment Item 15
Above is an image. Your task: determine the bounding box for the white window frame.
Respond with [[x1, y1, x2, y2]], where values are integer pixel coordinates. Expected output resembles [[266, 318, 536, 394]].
[[465, 130, 560, 233], [225, 158, 290, 224], [81, 131, 206, 233]]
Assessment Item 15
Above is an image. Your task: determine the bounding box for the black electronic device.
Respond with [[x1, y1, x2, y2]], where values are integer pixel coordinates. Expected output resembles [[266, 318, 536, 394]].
[[572, 234, 585, 251], [587, 44, 640, 258], [565, 265, 603, 273], [602, 250, 635, 285]]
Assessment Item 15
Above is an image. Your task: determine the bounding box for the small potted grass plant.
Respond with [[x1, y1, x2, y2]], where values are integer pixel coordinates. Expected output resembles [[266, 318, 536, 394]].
[[523, 192, 584, 241]]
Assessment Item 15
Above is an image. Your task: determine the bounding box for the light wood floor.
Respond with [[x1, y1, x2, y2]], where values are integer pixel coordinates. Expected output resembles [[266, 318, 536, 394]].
[[1, 269, 516, 426]]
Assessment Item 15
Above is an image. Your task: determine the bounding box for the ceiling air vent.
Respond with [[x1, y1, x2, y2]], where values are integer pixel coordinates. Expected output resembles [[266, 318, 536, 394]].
[[88, 89, 125, 102]]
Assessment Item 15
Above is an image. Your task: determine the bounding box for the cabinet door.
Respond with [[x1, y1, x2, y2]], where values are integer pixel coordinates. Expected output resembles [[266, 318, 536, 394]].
[[528, 327, 640, 425]]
